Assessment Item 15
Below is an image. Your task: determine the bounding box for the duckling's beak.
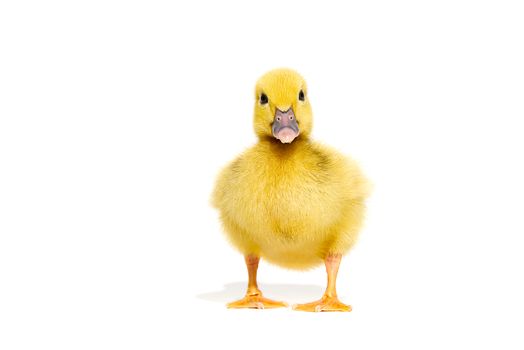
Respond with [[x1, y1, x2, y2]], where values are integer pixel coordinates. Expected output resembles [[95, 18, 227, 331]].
[[272, 108, 300, 143]]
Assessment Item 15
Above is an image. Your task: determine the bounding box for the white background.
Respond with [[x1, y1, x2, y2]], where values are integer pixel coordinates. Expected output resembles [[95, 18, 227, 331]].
[[1, 1, 523, 349]]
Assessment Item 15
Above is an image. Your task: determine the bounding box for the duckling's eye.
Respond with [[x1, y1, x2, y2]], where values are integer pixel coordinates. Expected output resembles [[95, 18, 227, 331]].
[[299, 90, 305, 101], [260, 93, 268, 105]]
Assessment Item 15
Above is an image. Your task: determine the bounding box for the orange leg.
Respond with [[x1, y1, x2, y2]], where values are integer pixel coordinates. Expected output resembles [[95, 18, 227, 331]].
[[227, 255, 288, 309], [293, 254, 352, 312]]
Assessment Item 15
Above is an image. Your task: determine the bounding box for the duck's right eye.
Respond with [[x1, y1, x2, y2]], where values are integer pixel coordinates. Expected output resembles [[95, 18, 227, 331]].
[[260, 93, 268, 105]]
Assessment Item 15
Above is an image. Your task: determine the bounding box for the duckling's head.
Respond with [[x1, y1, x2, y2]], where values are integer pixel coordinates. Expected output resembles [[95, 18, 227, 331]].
[[253, 68, 313, 143]]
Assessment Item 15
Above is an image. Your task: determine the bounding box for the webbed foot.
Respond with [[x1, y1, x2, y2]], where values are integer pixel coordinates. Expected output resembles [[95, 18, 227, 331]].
[[227, 292, 288, 309], [292, 295, 351, 312]]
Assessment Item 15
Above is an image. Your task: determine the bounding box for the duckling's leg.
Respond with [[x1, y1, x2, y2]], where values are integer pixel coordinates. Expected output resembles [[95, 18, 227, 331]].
[[293, 254, 352, 312], [227, 255, 288, 309]]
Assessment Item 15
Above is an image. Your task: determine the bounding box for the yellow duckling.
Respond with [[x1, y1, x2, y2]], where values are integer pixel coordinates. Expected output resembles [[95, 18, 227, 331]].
[[212, 68, 370, 312]]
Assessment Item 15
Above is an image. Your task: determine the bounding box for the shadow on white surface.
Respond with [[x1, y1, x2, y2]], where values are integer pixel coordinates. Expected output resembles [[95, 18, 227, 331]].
[[197, 282, 324, 303]]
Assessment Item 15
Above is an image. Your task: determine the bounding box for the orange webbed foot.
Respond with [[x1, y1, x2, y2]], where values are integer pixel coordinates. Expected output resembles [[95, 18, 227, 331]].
[[227, 291, 287, 310], [292, 295, 351, 312]]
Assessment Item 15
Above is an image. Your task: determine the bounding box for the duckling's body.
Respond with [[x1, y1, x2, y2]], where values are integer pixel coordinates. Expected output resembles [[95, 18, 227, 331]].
[[212, 68, 370, 312], [214, 138, 368, 270]]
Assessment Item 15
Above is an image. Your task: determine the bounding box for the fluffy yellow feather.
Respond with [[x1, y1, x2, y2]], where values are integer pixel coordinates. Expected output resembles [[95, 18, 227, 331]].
[[212, 68, 370, 311]]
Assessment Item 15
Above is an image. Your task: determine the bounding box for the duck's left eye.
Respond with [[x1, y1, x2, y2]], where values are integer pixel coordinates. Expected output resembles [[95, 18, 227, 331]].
[[299, 90, 305, 101]]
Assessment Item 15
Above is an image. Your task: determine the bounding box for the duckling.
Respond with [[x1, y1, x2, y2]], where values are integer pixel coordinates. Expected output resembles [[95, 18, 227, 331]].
[[212, 68, 370, 312]]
